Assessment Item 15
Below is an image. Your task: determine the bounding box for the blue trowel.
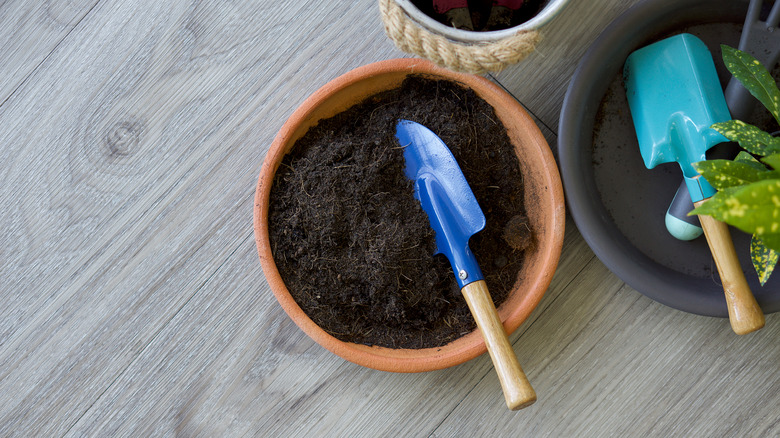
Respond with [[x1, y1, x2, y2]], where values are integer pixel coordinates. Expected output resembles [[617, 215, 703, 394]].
[[624, 34, 764, 334], [395, 119, 536, 410]]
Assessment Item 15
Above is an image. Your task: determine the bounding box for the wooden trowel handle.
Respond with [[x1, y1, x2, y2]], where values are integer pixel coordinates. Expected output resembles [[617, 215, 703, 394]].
[[461, 280, 536, 410], [694, 200, 765, 335]]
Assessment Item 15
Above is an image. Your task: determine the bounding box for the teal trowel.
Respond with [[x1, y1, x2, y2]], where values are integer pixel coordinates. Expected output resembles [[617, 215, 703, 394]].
[[395, 119, 536, 410], [624, 33, 764, 334]]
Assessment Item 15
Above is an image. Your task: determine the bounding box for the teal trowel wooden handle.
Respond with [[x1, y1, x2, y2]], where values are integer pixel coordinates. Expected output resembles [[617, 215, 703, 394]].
[[694, 198, 765, 335], [461, 280, 536, 410], [624, 34, 765, 334]]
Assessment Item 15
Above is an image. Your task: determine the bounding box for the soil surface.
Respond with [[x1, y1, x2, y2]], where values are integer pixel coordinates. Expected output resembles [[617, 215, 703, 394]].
[[269, 76, 531, 349], [411, 0, 544, 32]]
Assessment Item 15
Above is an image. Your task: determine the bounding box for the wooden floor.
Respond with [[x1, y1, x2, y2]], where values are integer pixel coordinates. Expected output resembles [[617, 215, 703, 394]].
[[1, 0, 778, 436]]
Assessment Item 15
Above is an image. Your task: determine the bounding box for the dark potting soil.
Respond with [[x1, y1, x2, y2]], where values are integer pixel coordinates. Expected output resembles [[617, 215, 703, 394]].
[[269, 76, 532, 349], [410, 0, 544, 32]]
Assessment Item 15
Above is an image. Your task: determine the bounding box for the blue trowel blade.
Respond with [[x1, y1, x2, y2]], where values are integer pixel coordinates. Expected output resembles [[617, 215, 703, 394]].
[[395, 119, 485, 288]]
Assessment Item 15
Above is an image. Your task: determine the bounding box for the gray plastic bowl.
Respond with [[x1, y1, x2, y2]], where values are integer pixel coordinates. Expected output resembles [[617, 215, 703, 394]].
[[558, 0, 780, 317]]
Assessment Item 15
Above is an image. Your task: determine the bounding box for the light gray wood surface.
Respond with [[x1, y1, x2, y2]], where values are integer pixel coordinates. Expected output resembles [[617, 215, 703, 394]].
[[1, 1, 777, 436]]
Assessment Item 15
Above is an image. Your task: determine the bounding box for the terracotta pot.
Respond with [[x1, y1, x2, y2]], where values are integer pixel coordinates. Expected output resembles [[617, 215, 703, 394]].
[[254, 58, 565, 372]]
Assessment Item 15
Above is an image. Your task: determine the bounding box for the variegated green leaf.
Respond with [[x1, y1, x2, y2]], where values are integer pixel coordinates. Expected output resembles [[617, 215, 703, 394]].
[[751, 234, 778, 286], [692, 159, 780, 190], [690, 186, 738, 216], [721, 44, 780, 124], [762, 153, 780, 170], [710, 120, 780, 156], [690, 179, 780, 252], [760, 232, 780, 254], [734, 151, 763, 166]]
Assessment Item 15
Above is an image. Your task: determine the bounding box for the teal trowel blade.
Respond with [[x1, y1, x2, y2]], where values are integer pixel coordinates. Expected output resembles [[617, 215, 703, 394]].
[[624, 33, 731, 202]]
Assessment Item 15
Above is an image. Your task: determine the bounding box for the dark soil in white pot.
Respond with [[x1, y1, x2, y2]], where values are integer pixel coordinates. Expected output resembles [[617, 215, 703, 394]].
[[410, 0, 545, 31]]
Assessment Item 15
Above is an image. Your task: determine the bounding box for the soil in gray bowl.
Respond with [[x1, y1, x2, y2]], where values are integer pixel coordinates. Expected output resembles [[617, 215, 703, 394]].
[[592, 23, 780, 285]]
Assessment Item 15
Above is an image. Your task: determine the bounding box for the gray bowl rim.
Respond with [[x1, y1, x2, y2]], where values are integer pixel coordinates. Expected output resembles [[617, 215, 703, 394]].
[[556, 0, 776, 317]]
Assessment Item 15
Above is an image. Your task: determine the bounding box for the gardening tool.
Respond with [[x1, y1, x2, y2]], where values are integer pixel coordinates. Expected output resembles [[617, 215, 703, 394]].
[[624, 33, 765, 334], [395, 119, 536, 410], [725, 0, 780, 118], [664, 0, 780, 240]]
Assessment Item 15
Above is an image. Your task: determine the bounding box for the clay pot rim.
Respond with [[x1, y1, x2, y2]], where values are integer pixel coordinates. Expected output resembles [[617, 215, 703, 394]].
[[254, 58, 564, 372]]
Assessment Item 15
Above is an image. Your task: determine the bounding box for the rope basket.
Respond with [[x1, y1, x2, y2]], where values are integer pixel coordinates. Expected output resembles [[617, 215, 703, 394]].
[[378, 0, 542, 74]]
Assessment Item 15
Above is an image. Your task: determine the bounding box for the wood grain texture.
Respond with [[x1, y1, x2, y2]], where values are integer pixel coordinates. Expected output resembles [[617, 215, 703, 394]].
[[694, 202, 764, 335], [1, 0, 779, 437], [461, 280, 536, 410], [0, 0, 99, 104], [492, 0, 637, 131], [0, 0, 400, 435], [433, 262, 780, 437]]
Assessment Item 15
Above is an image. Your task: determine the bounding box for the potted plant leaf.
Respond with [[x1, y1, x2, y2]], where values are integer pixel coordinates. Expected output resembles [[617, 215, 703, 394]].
[[692, 45, 780, 286]]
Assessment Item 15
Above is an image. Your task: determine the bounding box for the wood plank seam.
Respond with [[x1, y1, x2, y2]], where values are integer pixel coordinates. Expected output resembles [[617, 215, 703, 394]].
[[0, 1, 101, 111]]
